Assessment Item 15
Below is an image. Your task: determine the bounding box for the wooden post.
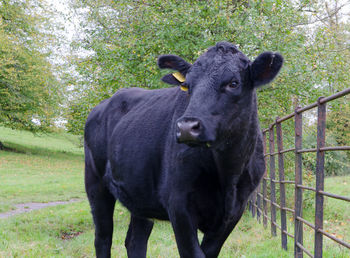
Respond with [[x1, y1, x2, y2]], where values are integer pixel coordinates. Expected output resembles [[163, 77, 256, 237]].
[[251, 190, 257, 218], [256, 182, 262, 222], [269, 126, 277, 236], [276, 119, 288, 250], [314, 98, 326, 257], [294, 108, 303, 258], [263, 131, 268, 228]]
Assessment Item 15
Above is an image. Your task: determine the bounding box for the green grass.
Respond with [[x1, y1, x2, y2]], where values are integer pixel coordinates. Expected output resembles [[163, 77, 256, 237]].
[[0, 200, 292, 258], [0, 126, 349, 257], [1, 201, 348, 258], [0, 126, 83, 155], [0, 127, 85, 213]]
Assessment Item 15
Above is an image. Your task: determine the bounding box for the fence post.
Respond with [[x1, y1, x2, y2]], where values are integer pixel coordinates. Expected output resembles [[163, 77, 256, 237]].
[[256, 182, 262, 222], [294, 108, 303, 258], [269, 125, 277, 236], [276, 118, 288, 250], [251, 189, 257, 218], [314, 98, 326, 257], [263, 131, 268, 228], [249, 196, 253, 215]]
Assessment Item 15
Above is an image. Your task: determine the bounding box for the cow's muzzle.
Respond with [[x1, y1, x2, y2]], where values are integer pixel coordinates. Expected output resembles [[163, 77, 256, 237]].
[[176, 118, 202, 144]]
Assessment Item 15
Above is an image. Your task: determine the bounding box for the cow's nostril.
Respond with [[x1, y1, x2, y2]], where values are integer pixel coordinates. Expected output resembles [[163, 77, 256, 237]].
[[177, 119, 202, 143], [190, 121, 200, 134], [192, 121, 200, 130]]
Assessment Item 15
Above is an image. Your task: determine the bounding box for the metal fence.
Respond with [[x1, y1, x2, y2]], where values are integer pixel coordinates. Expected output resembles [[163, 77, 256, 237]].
[[249, 88, 350, 258]]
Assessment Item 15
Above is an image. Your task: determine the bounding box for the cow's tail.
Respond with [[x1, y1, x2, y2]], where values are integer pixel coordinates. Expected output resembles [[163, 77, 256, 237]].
[[103, 160, 119, 200]]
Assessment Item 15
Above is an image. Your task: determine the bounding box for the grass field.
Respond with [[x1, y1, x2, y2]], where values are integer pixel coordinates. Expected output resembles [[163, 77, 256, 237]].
[[0, 126, 349, 257], [0, 127, 84, 213]]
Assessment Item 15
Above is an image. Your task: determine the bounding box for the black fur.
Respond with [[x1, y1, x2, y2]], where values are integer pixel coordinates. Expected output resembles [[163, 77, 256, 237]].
[[157, 54, 192, 74], [250, 52, 283, 87], [161, 73, 182, 85], [84, 41, 283, 258]]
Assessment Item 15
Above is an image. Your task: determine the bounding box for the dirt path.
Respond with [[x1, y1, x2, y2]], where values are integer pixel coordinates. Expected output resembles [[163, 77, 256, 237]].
[[0, 199, 82, 219]]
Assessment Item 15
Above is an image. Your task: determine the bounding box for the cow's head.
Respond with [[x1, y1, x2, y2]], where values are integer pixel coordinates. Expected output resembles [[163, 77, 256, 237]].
[[158, 42, 283, 147]]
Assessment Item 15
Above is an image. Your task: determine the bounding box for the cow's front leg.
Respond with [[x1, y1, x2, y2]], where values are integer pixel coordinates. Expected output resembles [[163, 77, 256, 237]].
[[201, 169, 258, 258], [125, 215, 154, 258], [200, 184, 249, 258], [168, 195, 205, 258], [200, 204, 246, 258]]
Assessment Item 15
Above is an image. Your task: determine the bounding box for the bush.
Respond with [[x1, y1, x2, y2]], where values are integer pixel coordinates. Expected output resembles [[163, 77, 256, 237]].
[[303, 134, 349, 177]]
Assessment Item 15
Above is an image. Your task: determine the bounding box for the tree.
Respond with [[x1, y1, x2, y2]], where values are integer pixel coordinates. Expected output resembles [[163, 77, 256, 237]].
[[326, 99, 350, 158], [0, 0, 61, 132], [67, 0, 350, 134]]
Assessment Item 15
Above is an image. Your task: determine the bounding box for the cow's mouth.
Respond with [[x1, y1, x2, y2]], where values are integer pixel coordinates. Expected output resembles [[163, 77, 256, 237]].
[[177, 138, 213, 148]]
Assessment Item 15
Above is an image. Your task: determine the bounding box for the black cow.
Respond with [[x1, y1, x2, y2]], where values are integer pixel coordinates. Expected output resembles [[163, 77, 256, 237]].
[[84, 42, 283, 258]]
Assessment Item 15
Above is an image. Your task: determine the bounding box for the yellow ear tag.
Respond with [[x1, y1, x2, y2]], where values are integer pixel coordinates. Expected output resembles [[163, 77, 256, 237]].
[[172, 72, 186, 83], [180, 85, 188, 92]]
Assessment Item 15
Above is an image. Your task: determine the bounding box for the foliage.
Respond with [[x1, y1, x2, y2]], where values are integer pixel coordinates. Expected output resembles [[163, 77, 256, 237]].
[[303, 131, 350, 176], [326, 98, 350, 158], [0, 0, 61, 132], [66, 0, 350, 135]]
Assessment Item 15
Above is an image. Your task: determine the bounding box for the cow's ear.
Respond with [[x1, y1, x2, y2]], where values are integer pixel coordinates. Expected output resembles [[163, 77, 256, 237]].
[[250, 52, 283, 87], [161, 73, 182, 85], [157, 55, 191, 75], [158, 54, 191, 85]]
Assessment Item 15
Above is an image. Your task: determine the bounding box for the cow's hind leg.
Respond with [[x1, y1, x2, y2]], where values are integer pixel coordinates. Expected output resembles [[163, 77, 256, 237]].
[[125, 215, 154, 258], [88, 185, 115, 258], [85, 148, 116, 258]]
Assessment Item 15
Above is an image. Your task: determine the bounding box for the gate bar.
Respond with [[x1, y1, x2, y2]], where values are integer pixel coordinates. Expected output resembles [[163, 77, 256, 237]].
[[262, 88, 350, 132]]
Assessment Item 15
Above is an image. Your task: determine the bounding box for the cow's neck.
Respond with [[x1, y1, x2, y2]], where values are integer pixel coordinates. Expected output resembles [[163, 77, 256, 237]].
[[215, 92, 259, 157], [213, 91, 260, 187], [212, 123, 258, 222], [211, 91, 261, 220]]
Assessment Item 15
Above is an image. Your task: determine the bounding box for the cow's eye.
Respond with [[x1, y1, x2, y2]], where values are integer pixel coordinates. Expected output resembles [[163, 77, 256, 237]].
[[225, 81, 240, 93], [224, 80, 241, 94], [228, 81, 239, 89]]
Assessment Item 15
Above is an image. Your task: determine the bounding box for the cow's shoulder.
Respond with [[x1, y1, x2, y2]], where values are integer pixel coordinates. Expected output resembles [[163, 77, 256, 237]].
[[85, 87, 157, 129], [109, 86, 180, 113], [109, 87, 151, 106]]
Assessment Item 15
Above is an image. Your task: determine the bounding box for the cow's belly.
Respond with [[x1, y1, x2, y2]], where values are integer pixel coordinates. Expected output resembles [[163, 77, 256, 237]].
[[116, 181, 169, 220], [109, 132, 169, 220]]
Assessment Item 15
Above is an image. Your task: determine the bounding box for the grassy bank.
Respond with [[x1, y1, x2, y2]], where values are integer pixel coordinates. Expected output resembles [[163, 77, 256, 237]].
[[0, 127, 349, 257], [0, 127, 85, 213]]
